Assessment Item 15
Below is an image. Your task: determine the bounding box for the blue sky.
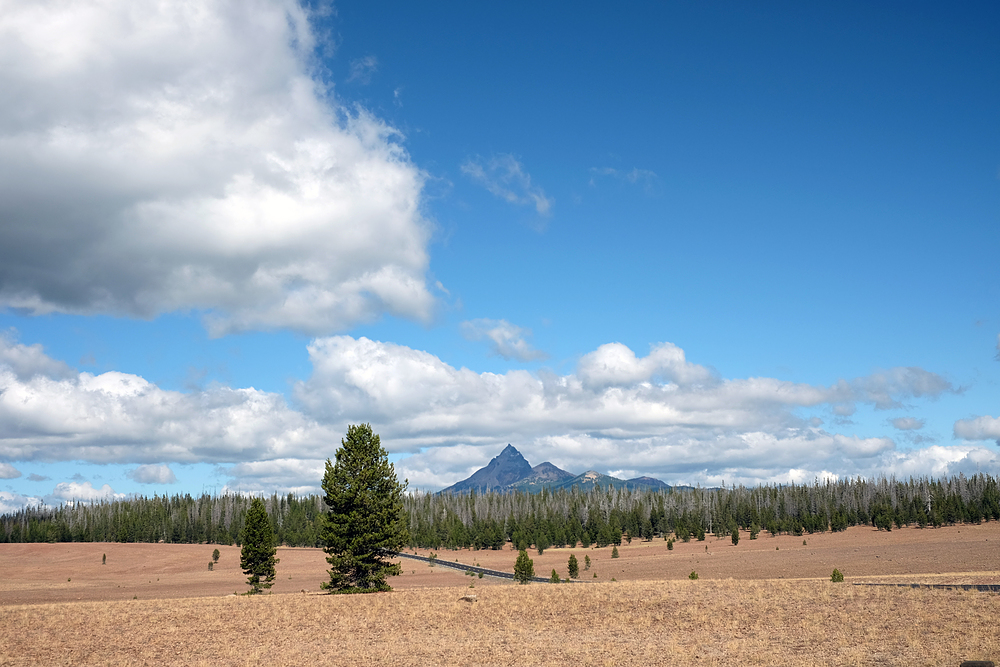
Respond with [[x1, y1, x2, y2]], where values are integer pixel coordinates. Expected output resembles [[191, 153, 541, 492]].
[[1, 0, 998, 510]]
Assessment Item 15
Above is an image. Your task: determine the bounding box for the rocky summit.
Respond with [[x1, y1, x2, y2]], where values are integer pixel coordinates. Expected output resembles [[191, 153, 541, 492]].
[[439, 445, 672, 494]]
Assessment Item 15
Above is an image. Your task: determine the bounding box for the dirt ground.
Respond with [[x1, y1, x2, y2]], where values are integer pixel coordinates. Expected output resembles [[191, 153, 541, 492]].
[[1, 522, 997, 605]]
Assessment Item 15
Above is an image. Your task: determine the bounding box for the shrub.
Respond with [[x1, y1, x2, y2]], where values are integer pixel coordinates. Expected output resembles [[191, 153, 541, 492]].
[[667, 538, 674, 551], [478, 572, 483, 579], [208, 561, 214, 571], [568, 554, 579, 579], [831, 568, 844, 583], [212, 548, 220, 563], [514, 549, 534, 584], [550, 569, 560, 583], [611, 546, 619, 559], [102, 553, 106, 565], [428, 552, 437, 567], [688, 571, 698, 580]]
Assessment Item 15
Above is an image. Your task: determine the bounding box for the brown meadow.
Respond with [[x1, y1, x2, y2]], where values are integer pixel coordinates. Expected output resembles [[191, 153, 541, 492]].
[[1, 523, 997, 665]]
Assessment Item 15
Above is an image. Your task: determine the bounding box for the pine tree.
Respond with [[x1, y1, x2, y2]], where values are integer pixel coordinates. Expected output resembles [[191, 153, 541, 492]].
[[514, 549, 535, 584], [212, 548, 220, 563], [731, 526, 740, 546], [568, 554, 579, 579], [240, 497, 278, 594], [611, 545, 619, 558], [550, 568, 560, 583], [321, 424, 409, 594]]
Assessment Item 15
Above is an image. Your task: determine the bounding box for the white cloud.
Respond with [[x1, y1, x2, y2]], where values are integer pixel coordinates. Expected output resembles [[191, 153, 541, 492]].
[[460, 318, 547, 362], [0, 337, 337, 464], [0, 491, 43, 514], [51, 481, 124, 502], [577, 342, 714, 388], [462, 154, 552, 217], [891, 417, 925, 431], [127, 464, 177, 484], [294, 335, 960, 488], [0, 333, 74, 381], [0, 462, 21, 479], [0, 0, 433, 336], [221, 458, 327, 496], [954, 415, 1000, 441], [0, 333, 972, 495], [348, 55, 378, 84]]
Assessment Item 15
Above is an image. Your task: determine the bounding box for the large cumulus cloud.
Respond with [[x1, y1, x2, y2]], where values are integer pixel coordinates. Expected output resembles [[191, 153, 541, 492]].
[[0, 0, 433, 335]]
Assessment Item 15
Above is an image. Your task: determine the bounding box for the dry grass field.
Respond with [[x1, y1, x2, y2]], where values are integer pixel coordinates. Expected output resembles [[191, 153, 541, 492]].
[[1, 523, 997, 665]]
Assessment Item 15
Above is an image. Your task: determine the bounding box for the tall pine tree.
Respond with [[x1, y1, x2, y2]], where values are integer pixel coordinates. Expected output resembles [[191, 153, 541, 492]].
[[321, 424, 409, 594]]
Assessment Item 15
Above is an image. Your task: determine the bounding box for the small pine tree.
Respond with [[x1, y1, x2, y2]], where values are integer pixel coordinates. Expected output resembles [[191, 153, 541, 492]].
[[550, 568, 560, 583], [584, 554, 591, 570], [212, 548, 220, 563], [514, 549, 534, 584], [667, 538, 674, 550], [689, 570, 699, 580], [731, 526, 740, 546], [568, 554, 579, 579], [611, 546, 619, 559], [208, 561, 214, 571], [240, 497, 279, 595], [102, 553, 106, 565], [831, 568, 844, 583]]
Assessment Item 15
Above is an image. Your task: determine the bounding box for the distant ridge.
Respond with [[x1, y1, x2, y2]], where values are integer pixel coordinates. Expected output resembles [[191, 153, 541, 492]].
[[438, 445, 673, 494]]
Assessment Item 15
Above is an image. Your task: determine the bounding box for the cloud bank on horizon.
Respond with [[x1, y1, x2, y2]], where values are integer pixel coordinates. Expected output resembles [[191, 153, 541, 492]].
[[1, 333, 997, 506], [0, 0, 998, 511]]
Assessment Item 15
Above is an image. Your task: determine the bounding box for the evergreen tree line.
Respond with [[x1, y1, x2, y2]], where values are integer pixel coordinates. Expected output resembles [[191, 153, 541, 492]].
[[404, 473, 1000, 551], [2, 473, 997, 549], [0, 492, 325, 546]]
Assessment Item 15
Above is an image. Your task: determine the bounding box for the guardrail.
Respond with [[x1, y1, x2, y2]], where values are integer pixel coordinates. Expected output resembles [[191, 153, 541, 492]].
[[852, 583, 1000, 592], [392, 551, 565, 584]]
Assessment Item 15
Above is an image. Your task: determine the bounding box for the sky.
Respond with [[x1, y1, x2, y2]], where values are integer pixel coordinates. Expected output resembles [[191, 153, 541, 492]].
[[1, 0, 999, 511]]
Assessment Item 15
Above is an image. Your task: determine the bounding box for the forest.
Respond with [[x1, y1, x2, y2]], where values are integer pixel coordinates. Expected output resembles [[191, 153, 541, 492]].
[[1, 473, 997, 550]]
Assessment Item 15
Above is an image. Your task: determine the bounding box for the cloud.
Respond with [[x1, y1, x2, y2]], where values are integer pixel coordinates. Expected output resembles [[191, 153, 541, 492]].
[[0, 462, 21, 479], [0, 332, 969, 495], [577, 342, 714, 388], [127, 464, 178, 484], [954, 415, 1000, 441], [891, 417, 925, 431], [27, 473, 50, 482], [0, 333, 75, 381], [0, 336, 337, 464], [0, 0, 433, 336], [0, 491, 43, 514], [462, 155, 552, 217], [221, 458, 327, 496], [50, 481, 124, 503], [460, 319, 547, 362], [293, 336, 959, 488], [348, 55, 378, 84]]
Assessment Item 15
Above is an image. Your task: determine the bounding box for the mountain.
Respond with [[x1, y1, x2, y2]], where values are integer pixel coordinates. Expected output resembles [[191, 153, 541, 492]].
[[439, 445, 673, 494], [438, 444, 532, 493], [509, 461, 576, 491], [625, 476, 669, 489]]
